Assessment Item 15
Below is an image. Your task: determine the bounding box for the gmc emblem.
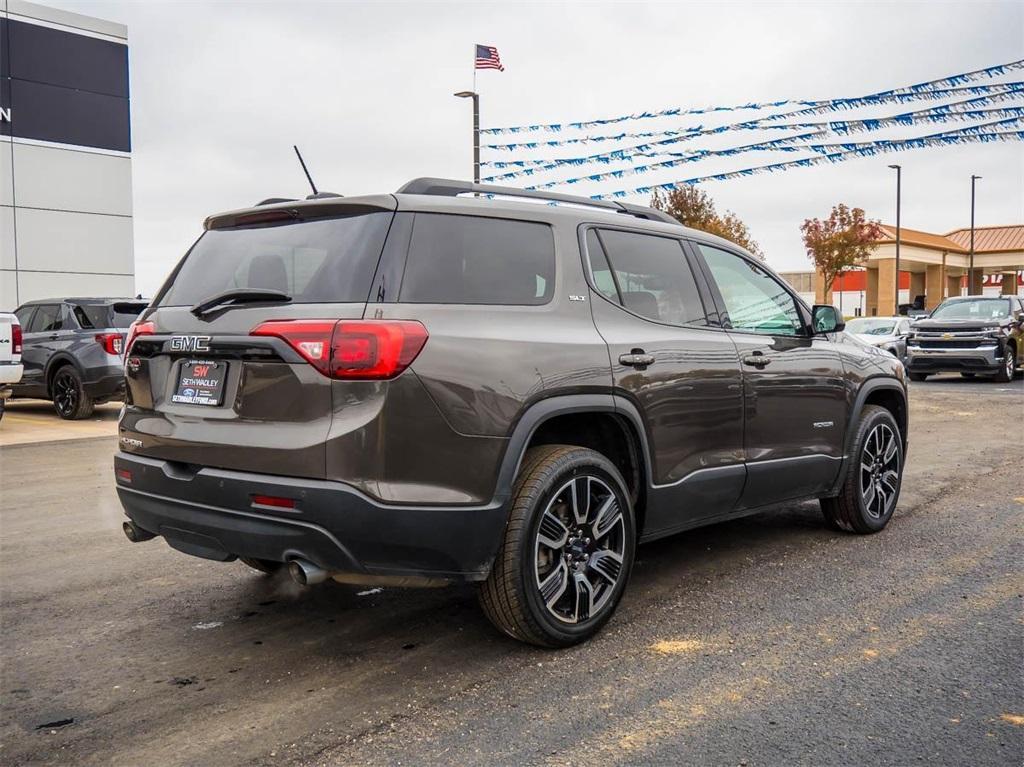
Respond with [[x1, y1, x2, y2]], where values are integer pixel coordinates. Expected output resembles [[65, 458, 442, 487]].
[[170, 335, 211, 352]]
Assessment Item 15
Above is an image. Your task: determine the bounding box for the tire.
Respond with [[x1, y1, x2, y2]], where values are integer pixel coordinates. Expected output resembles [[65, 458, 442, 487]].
[[51, 366, 94, 420], [0, 397, 4, 422], [994, 344, 1015, 383], [479, 445, 636, 648], [821, 405, 904, 534], [240, 558, 282, 574], [908, 372, 928, 382], [960, 372, 976, 379]]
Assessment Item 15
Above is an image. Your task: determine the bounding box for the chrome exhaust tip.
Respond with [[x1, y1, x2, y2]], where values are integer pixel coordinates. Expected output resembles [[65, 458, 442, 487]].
[[122, 520, 155, 543], [288, 559, 328, 586]]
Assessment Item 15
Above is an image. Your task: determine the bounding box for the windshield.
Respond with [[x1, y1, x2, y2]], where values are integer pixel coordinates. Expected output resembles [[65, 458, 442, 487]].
[[846, 318, 897, 336], [930, 298, 1011, 320], [158, 213, 393, 307]]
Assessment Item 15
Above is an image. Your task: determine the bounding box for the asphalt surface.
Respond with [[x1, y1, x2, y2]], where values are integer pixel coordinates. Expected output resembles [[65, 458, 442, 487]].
[[1, 373, 1022, 766]]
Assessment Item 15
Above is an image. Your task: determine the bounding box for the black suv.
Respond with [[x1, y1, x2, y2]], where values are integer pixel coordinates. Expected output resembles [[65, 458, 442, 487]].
[[905, 295, 1024, 382], [115, 179, 908, 647], [12, 298, 147, 419]]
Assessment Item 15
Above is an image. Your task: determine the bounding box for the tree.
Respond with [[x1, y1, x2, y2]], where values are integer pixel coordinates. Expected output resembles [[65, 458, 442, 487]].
[[651, 186, 765, 259], [800, 204, 883, 300]]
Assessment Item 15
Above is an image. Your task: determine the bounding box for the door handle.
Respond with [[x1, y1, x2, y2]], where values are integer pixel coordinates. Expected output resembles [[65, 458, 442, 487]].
[[742, 353, 771, 368], [49, 334, 59, 341], [619, 350, 655, 368]]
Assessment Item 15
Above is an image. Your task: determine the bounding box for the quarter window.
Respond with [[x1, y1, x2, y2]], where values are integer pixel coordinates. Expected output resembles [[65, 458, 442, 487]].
[[399, 214, 555, 305], [697, 244, 803, 336], [590, 228, 706, 326]]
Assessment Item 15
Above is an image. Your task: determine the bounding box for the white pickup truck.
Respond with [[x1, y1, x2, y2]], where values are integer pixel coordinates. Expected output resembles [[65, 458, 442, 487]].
[[0, 312, 24, 421]]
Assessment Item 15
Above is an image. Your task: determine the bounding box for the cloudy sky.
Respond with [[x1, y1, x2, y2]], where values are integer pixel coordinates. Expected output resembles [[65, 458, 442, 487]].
[[50, 0, 1024, 295]]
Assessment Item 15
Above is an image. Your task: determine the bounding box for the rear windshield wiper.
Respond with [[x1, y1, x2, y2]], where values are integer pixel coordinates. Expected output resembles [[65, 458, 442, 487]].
[[190, 288, 292, 318]]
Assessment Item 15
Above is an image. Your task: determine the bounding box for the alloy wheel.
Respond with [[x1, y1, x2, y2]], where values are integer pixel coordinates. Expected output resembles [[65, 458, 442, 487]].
[[534, 475, 625, 625], [53, 372, 79, 417], [859, 423, 900, 519]]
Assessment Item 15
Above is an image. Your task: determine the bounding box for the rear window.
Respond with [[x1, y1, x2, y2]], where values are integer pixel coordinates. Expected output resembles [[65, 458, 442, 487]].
[[399, 214, 555, 305], [111, 302, 147, 328], [158, 213, 393, 307]]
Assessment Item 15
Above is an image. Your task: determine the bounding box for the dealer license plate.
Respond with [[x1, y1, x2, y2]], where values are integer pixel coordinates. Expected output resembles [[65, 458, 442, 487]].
[[171, 359, 227, 406]]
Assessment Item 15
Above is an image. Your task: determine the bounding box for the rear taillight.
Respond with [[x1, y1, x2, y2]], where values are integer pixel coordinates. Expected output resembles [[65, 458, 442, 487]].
[[124, 320, 155, 357], [11, 323, 22, 355], [96, 332, 124, 356], [251, 319, 428, 380]]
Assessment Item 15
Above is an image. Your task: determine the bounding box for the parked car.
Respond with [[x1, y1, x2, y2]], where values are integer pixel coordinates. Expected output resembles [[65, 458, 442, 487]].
[[115, 178, 909, 647], [11, 298, 148, 419], [845, 316, 912, 361], [0, 312, 24, 421], [905, 295, 1024, 382]]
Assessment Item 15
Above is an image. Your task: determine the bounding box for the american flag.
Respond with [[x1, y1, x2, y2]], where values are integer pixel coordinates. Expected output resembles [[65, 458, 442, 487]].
[[475, 44, 504, 72]]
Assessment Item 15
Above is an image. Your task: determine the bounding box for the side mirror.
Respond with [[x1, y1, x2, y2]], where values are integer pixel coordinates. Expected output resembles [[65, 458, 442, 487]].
[[811, 304, 845, 334]]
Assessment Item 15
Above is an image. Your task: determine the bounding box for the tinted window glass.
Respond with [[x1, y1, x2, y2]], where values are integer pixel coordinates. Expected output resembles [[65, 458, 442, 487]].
[[159, 213, 393, 306], [930, 298, 1011, 320], [400, 214, 554, 305], [112, 302, 147, 328], [29, 304, 63, 332], [597, 229, 705, 325], [698, 244, 803, 336], [14, 307, 34, 328], [73, 304, 108, 329], [585, 229, 619, 302]]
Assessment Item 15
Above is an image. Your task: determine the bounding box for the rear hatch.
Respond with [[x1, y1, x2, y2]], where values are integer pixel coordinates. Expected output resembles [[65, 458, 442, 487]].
[[120, 197, 397, 479]]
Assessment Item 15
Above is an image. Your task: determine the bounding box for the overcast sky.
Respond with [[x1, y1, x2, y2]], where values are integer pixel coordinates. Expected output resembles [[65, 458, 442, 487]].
[[49, 0, 1024, 295]]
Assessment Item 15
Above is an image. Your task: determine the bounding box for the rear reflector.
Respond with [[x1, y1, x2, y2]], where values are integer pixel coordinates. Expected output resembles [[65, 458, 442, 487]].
[[251, 319, 428, 380], [96, 332, 124, 355], [124, 320, 156, 356], [115, 468, 133, 484], [251, 494, 297, 509]]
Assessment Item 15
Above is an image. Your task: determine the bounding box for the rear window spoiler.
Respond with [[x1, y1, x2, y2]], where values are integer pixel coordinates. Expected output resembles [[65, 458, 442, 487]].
[[205, 194, 397, 231]]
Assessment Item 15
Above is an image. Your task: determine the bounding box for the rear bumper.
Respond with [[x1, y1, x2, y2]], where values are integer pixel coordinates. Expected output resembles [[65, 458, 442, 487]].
[[83, 364, 125, 401], [905, 343, 1005, 373], [0, 362, 23, 387], [114, 452, 507, 582]]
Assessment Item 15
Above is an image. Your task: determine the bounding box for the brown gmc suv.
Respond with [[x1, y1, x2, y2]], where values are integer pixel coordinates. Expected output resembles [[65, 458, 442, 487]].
[[115, 178, 909, 647]]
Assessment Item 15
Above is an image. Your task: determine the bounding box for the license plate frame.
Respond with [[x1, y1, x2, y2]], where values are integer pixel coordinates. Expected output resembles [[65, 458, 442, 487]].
[[171, 359, 227, 407]]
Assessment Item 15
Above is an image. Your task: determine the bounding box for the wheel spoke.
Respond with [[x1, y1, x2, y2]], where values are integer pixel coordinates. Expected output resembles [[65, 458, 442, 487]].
[[570, 477, 591, 525], [589, 549, 623, 585], [572, 572, 595, 623], [591, 496, 622, 540], [537, 509, 569, 550], [880, 470, 899, 493], [882, 431, 898, 463], [538, 559, 569, 608], [862, 480, 876, 511]]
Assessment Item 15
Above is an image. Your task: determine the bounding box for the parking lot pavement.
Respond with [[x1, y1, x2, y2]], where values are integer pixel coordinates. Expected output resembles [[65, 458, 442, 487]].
[[0, 400, 120, 447], [0, 379, 1021, 767]]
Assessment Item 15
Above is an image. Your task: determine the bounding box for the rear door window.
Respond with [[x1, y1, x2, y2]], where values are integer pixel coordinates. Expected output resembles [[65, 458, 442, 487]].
[[592, 228, 706, 326], [399, 214, 554, 305], [158, 212, 393, 307], [28, 304, 63, 332]]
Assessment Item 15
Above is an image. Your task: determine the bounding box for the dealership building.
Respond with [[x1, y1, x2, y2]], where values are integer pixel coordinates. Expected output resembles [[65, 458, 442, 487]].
[[1, 0, 133, 311]]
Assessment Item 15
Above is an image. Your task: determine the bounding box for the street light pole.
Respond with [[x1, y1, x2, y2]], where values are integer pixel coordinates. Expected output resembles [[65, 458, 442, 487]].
[[454, 91, 480, 184], [969, 174, 981, 294], [888, 164, 901, 315]]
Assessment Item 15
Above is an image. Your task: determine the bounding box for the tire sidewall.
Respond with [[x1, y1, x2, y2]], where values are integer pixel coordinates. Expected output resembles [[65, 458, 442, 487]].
[[517, 452, 635, 645], [852, 408, 903, 531]]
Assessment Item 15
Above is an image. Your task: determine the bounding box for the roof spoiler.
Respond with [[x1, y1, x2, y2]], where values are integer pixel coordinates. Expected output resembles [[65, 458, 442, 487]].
[[396, 177, 680, 226]]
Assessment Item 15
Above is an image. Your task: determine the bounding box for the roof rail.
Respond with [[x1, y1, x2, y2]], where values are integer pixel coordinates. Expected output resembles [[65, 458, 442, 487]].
[[396, 177, 680, 227]]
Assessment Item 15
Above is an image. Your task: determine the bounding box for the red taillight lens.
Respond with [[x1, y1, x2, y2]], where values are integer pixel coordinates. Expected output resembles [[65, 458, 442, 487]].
[[124, 320, 155, 357], [96, 332, 124, 355], [251, 320, 428, 380], [11, 323, 22, 355], [251, 494, 296, 509], [115, 468, 133, 484]]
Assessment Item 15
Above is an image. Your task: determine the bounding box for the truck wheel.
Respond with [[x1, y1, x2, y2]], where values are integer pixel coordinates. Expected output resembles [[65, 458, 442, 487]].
[[994, 344, 1015, 383], [52, 366, 94, 420], [821, 405, 903, 534], [908, 372, 928, 382], [479, 445, 636, 648], [0, 398, 4, 422]]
